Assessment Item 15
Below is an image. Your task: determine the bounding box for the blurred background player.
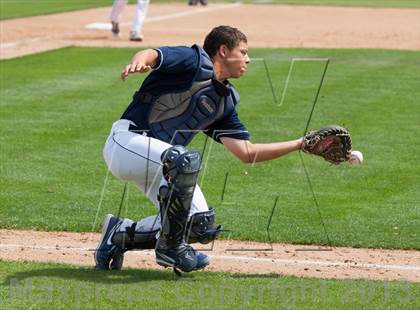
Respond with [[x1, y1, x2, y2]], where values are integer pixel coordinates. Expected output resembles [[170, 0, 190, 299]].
[[110, 0, 150, 41], [189, 0, 208, 5]]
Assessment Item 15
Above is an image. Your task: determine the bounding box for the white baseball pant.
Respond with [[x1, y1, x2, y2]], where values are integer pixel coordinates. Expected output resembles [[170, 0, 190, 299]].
[[110, 0, 150, 33], [103, 119, 209, 232]]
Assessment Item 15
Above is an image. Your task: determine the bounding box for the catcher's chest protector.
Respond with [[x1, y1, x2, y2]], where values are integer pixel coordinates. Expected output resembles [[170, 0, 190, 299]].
[[129, 46, 238, 146]]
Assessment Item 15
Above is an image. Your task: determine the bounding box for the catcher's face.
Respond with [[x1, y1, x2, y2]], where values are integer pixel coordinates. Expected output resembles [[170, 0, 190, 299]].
[[224, 41, 250, 79]]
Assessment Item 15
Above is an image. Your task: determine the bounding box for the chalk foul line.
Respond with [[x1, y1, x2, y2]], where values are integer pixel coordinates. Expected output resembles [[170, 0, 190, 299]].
[[1, 243, 419, 272]]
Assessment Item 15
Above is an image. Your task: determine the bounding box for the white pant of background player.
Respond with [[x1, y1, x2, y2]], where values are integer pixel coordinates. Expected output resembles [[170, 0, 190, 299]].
[[110, 0, 150, 39], [103, 119, 209, 234]]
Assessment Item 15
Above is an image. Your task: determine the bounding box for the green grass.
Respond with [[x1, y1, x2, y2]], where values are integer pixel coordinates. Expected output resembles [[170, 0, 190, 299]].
[[0, 0, 111, 20], [0, 260, 419, 310], [0, 0, 418, 20], [1, 47, 419, 250]]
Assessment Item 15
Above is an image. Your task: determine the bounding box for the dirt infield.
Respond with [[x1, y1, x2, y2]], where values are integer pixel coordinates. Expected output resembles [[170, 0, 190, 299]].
[[1, 230, 419, 282], [0, 3, 419, 60], [1, 3, 419, 281]]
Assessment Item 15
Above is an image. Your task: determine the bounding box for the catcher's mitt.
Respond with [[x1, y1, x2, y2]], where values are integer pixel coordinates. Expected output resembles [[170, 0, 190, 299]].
[[302, 125, 352, 164]]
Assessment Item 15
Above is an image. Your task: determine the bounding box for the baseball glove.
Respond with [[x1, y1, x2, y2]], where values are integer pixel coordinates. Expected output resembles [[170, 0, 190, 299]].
[[302, 125, 352, 164]]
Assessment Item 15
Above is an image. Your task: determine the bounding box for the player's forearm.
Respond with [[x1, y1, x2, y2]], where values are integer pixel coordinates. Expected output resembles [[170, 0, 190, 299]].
[[246, 139, 303, 163], [130, 49, 158, 68]]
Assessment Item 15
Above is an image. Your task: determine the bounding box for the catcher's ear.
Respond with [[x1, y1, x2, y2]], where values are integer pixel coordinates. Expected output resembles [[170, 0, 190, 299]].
[[218, 45, 229, 58]]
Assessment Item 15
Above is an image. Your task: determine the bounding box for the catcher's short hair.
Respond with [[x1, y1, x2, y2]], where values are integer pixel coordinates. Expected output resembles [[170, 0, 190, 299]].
[[203, 25, 247, 58]]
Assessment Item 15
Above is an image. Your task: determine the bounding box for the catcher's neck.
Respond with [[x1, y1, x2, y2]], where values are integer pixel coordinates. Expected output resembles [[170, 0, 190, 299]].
[[213, 62, 230, 82]]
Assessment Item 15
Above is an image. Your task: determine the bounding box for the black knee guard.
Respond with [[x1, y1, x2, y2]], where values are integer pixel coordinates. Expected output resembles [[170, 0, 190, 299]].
[[157, 146, 201, 250]]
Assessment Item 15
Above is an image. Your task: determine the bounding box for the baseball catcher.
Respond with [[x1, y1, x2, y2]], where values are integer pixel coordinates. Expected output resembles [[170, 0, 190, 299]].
[[94, 25, 354, 275]]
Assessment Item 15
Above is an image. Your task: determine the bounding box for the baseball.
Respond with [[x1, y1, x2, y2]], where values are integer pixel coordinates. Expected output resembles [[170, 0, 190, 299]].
[[349, 150, 363, 165]]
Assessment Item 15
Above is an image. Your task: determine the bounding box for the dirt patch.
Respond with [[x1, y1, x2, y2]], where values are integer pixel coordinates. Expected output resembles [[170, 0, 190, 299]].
[[1, 230, 419, 282], [1, 3, 419, 60]]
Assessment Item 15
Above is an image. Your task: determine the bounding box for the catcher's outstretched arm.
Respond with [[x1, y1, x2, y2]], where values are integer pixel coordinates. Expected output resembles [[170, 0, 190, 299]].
[[220, 137, 303, 164]]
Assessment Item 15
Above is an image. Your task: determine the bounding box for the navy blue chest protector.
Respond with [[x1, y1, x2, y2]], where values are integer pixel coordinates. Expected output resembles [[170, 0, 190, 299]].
[[121, 45, 240, 146]]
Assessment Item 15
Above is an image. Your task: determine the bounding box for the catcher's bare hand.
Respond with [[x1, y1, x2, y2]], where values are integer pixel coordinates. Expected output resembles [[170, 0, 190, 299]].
[[121, 62, 151, 80]]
